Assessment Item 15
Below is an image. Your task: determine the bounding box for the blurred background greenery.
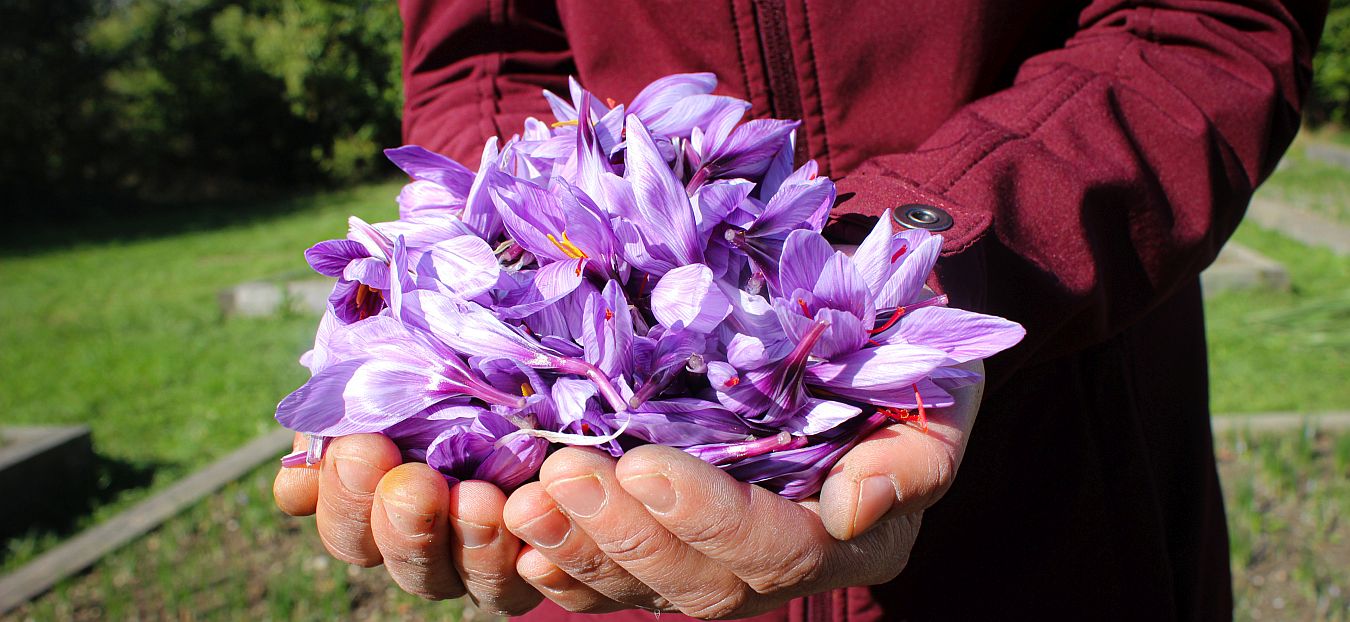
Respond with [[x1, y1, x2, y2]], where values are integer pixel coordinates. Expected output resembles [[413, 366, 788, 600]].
[[1, 0, 402, 219], [0, 0, 1347, 621]]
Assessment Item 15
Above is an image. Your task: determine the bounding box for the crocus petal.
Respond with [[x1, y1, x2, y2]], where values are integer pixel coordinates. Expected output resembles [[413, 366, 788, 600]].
[[705, 119, 800, 179], [876, 232, 943, 309], [474, 435, 548, 489], [550, 377, 600, 427], [725, 333, 790, 370], [773, 303, 868, 360], [581, 280, 634, 379], [396, 180, 464, 220], [343, 256, 391, 290], [692, 180, 754, 236], [343, 359, 450, 430], [776, 229, 835, 297], [813, 251, 874, 321], [404, 290, 557, 367], [884, 306, 1026, 363], [623, 115, 703, 266], [640, 94, 751, 139], [384, 145, 475, 193], [651, 264, 732, 333], [782, 398, 863, 436], [306, 239, 369, 277], [622, 398, 754, 445], [275, 360, 364, 435], [749, 177, 835, 237], [460, 138, 505, 240], [804, 344, 948, 392], [416, 236, 502, 300]]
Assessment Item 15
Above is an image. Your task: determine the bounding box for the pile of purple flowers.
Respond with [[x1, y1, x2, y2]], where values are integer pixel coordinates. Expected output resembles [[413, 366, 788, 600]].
[[276, 73, 1024, 499]]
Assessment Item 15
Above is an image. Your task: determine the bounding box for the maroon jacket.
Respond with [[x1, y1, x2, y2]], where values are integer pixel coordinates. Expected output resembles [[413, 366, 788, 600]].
[[398, 1, 1325, 619]]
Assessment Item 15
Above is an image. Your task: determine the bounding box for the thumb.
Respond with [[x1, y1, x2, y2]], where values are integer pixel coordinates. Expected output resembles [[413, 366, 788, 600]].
[[818, 361, 984, 540]]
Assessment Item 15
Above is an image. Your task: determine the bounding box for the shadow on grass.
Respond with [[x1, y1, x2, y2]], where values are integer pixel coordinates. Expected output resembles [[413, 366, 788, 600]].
[[2, 177, 399, 260], [0, 453, 159, 566]]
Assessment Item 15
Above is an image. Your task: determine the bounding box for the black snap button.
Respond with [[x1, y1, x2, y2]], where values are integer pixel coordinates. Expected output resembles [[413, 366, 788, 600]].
[[892, 204, 953, 232]]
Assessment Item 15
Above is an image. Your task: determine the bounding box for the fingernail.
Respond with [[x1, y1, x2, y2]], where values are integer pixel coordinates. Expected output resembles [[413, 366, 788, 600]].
[[547, 475, 607, 518], [854, 476, 897, 536], [383, 497, 436, 536], [517, 508, 572, 549], [335, 456, 382, 495], [621, 472, 675, 514], [453, 518, 497, 549]]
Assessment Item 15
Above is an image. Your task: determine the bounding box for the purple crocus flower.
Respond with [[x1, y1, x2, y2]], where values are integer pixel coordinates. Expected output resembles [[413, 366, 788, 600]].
[[278, 73, 1027, 502], [424, 409, 548, 490], [275, 316, 526, 438]]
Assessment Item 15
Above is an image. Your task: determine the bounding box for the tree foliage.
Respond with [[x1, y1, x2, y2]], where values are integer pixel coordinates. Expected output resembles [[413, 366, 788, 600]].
[[1313, 0, 1350, 125], [2, 0, 402, 212]]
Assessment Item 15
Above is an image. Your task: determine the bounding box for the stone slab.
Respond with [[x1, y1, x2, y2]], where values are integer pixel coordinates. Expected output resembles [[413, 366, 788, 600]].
[[1247, 197, 1350, 256], [1212, 411, 1350, 433], [1200, 242, 1291, 298], [285, 279, 333, 315], [220, 279, 331, 318], [1304, 143, 1350, 170], [0, 429, 293, 615], [218, 281, 285, 318], [0, 426, 94, 540]]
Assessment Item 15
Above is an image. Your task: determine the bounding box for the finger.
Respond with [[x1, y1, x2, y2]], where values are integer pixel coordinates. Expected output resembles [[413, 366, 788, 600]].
[[503, 480, 669, 611], [274, 433, 319, 516], [370, 463, 466, 599], [316, 433, 402, 567], [516, 546, 627, 614], [447, 480, 543, 616], [615, 445, 843, 596], [818, 360, 985, 540], [540, 448, 752, 619]]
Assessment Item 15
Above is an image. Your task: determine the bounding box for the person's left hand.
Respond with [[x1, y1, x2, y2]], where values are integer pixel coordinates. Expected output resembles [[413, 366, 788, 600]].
[[501, 360, 984, 618]]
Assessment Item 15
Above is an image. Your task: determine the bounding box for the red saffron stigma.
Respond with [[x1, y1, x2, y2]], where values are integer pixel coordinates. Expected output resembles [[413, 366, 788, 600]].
[[574, 258, 585, 276], [797, 298, 811, 317], [605, 97, 618, 108], [604, 309, 614, 320], [880, 407, 912, 422], [890, 244, 909, 263], [580, 422, 592, 435], [724, 376, 741, 388], [868, 307, 907, 335], [912, 383, 929, 432]]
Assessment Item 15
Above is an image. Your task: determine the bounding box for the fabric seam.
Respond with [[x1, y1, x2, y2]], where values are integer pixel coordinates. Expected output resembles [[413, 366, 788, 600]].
[[800, 0, 833, 175]]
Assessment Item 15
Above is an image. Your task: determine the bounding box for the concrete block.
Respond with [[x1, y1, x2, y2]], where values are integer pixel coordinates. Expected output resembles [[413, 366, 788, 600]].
[[218, 281, 284, 318], [285, 279, 333, 315], [0, 426, 94, 540], [1201, 242, 1291, 298]]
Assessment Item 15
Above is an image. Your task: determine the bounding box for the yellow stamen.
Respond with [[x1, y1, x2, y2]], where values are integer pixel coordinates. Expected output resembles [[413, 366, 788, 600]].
[[546, 231, 590, 260], [520, 383, 535, 397], [551, 119, 579, 128]]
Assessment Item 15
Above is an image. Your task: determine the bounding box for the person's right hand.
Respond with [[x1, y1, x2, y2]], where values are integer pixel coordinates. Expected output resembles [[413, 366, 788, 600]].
[[272, 433, 544, 616]]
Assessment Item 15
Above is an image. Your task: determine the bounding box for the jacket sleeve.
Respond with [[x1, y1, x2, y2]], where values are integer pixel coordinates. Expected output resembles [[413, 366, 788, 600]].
[[830, 0, 1325, 371], [399, 0, 573, 164]]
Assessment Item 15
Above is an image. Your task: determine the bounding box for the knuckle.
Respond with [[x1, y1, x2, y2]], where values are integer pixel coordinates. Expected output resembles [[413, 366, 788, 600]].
[[678, 514, 744, 554], [565, 549, 616, 583], [679, 585, 750, 620], [745, 542, 825, 594], [598, 524, 668, 564], [463, 566, 516, 595]]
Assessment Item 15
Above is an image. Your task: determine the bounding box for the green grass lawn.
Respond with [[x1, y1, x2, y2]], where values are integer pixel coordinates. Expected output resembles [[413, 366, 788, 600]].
[[1205, 219, 1350, 414], [1259, 132, 1350, 225], [0, 181, 404, 569]]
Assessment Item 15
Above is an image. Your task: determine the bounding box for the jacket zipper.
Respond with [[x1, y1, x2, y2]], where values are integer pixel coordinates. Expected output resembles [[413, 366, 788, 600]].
[[750, 0, 808, 164]]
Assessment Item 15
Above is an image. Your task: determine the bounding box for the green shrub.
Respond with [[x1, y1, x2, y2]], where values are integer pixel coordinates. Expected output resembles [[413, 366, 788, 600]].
[[2, 0, 402, 214]]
